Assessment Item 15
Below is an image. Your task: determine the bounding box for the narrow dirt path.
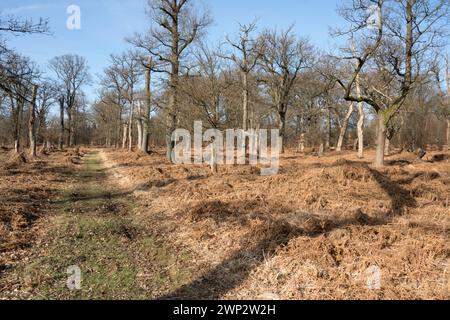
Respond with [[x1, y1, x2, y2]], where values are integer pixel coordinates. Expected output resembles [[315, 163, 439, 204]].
[[2, 151, 191, 300]]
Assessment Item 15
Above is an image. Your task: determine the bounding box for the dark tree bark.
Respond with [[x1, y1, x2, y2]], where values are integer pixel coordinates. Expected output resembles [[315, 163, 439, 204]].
[[59, 96, 65, 150], [142, 58, 152, 154]]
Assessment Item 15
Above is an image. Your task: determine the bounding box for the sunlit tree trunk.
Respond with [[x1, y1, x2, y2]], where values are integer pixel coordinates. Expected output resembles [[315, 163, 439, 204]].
[[357, 101, 365, 159], [136, 100, 143, 151], [384, 137, 390, 156], [374, 112, 387, 167], [128, 99, 134, 152], [13, 96, 24, 154], [122, 123, 128, 149], [336, 102, 353, 152], [115, 98, 121, 149], [28, 85, 38, 157]]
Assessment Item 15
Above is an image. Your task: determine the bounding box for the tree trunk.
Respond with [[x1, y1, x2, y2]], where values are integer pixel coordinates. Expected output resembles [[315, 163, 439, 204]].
[[29, 85, 38, 157], [72, 104, 78, 146], [122, 123, 128, 149], [385, 137, 390, 156], [12, 96, 23, 153], [446, 119, 450, 150], [405, 0, 413, 87], [142, 60, 152, 154], [353, 42, 365, 159], [211, 141, 218, 174], [242, 71, 249, 131], [374, 112, 387, 167], [318, 143, 324, 157], [357, 101, 365, 159], [325, 107, 331, 150], [166, 14, 180, 163], [116, 99, 122, 149], [67, 106, 73, 147], [59, 96, 65, 150], [166, 76, 179, 162], [299, 133, 306, 152], [128, 99, 134, 152], [337, 102, 354, 152], [278, 111, 286, 154], [136, 100, 143, 151]]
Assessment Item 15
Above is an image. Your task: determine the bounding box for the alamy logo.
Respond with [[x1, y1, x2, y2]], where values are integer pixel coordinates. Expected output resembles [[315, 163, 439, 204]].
[[66, 265, 81, 290], [66, 5, 81, 30], [366, 265, 381, 290], [172, 121, 281, 176]]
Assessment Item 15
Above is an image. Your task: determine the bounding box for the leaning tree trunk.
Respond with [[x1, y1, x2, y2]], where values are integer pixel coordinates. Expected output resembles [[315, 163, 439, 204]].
[[29, 85, 38, 157], [337, 102, 354, 152], [374, 112, 387, 167], [59, 96, 65, 150]]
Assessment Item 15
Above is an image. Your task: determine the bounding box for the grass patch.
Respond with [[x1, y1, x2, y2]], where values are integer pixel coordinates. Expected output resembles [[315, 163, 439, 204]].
[[22, 151, 192, 300]]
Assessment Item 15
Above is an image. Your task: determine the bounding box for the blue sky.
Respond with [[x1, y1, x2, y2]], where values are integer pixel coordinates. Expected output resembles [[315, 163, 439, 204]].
[[1, 0, 344, 101]]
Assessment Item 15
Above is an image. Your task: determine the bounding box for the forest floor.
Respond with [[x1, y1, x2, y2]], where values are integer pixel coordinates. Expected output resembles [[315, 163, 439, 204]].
[[0, 146, 449, 299]]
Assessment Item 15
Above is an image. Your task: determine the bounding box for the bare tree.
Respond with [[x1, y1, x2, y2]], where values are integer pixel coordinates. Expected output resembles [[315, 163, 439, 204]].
[[259, 27, 314, 153], [0, 16, 49, 35], [49, 55, 90, 147], [109, 51, 142, 152], [181, 43, 233, 129], [335, 0, 449, 166], [433, 54, 450, 149], [100, 61, 130, 149], [138, 0, 211, 161], [1, 51, 39, 152], [221, 21, 262, 131], [35, 81, 58, 148]]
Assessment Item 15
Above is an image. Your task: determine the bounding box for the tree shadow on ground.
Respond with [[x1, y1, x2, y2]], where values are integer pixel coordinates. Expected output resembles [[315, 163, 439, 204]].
[[158, 166, 418, 300]]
